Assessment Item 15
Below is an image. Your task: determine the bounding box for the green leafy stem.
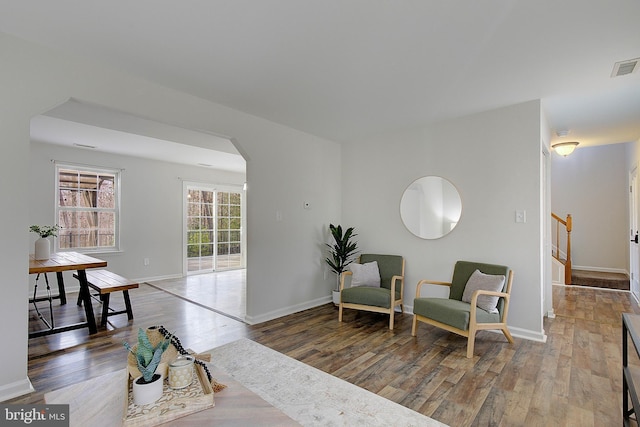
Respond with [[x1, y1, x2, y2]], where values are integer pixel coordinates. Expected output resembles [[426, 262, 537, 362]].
[[124, 328, 171, 383]]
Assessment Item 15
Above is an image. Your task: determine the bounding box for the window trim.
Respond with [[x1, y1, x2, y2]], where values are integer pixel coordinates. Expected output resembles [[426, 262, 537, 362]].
[[54, 162, 122, 254]]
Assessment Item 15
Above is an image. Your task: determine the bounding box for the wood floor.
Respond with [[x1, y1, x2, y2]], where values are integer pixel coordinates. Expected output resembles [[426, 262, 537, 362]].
[[11, 274, 640, 426], [146, 269, 246, 321]]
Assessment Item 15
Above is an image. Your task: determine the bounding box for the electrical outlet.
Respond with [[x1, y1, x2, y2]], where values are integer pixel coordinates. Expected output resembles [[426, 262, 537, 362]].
[[515, 210, 526, 223], [144, 258, 150, 266]]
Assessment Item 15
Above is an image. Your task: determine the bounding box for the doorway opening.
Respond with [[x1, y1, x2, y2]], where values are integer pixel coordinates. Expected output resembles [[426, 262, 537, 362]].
[[31, 99, 248, 321], [630, 165, 639, 302], [184, 182, 245, 275]]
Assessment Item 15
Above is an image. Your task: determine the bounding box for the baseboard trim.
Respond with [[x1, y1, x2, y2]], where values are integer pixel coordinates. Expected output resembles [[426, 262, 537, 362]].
[[135, 273, 183, 283], [509, 326, 547, 343], [572, 265, 629, 276], [0, 377, 34, 402], [30, 273, 183, 298], [245, 296, 331, 325]]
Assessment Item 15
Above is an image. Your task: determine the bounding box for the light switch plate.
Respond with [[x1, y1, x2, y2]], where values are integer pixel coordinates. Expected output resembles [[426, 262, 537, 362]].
[[515, 210, 526, 223]]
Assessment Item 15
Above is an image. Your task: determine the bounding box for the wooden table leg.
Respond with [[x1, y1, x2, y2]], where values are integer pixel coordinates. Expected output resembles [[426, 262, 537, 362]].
[[123, 290, 134, 321], [56, 271, 66, 305], [76, 269, 98, 334], [100, 294, 110, 327]]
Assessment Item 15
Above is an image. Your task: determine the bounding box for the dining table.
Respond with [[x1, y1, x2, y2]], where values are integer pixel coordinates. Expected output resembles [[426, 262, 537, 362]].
[[29, 251, 107, 338]]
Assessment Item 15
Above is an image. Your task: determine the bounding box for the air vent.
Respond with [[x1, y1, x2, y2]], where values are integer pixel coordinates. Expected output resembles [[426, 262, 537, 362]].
[[611, 58, 639, 77]]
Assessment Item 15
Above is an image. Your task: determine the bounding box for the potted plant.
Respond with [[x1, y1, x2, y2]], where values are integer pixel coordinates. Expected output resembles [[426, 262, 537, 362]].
[[124, 328, 172, 405], [325, 224, 358, 304], [29, 225, 60, 260]]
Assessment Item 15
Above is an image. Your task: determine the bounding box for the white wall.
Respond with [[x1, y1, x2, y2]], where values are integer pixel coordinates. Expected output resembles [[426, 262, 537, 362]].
[[0, 32, 341, 401], [627, 139, 640, 299], [540, 112, 553, 319], [629, 139, 640, 170], [29, 141, 245, 291], [551, 143, 630, 273], [342, 100, 545, 339]]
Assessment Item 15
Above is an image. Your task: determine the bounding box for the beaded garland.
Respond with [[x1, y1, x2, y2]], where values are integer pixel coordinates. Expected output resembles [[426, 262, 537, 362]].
[[156, 325, 212, 383]]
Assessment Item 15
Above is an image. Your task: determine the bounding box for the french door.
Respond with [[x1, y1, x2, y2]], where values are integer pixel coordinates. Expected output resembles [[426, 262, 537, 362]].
[[184, 182, 244, 274]]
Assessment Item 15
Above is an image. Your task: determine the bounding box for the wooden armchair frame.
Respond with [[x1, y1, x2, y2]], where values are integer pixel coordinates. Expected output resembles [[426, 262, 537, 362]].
[[338, 255, 405, 330], [411, 269, 514, 358]]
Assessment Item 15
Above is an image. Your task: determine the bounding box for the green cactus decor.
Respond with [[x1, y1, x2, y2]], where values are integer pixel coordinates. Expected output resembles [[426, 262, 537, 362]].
[[124, 328, 171, 384]]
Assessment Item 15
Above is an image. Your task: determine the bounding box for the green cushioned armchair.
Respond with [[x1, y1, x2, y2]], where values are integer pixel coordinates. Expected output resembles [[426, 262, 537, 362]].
[[411, 260, 514, 358], [338, 254, 405, 330]]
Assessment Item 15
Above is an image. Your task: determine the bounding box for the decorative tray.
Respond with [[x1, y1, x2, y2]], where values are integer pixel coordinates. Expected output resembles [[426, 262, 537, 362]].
[[122, 363, 214, 427]]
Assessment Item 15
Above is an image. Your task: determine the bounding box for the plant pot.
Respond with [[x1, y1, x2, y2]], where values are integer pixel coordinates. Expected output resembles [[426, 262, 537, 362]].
[[34, 237, 50, 260], [332, 289, 341, 305], [132, 373, 163, 406]]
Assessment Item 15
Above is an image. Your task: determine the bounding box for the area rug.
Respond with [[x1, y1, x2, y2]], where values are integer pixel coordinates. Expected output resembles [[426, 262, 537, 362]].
[[209, 338, 447, 426]]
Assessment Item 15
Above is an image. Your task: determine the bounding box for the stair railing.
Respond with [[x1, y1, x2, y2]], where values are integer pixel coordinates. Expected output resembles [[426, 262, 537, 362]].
[[551, 213, 572, 284]]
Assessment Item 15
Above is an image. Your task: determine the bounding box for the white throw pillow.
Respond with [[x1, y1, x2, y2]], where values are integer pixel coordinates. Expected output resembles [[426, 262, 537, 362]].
[[461, 269, 506, 314], [348, 261, 381, 288]]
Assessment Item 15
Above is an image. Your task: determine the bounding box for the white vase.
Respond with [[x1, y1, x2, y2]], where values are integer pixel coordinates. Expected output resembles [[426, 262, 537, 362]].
[[34, 237, 51, 260], [332, 289, 341, 305], [132, 373, 164, 406]]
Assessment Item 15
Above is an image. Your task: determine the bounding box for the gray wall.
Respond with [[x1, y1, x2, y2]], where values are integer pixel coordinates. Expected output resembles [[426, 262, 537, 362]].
[[551, 143, 630, 273], [342, 100, 545, 337]]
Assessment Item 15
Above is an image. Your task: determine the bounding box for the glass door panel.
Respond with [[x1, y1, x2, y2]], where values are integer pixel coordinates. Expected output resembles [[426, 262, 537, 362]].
[[185, 185, 243, 274]]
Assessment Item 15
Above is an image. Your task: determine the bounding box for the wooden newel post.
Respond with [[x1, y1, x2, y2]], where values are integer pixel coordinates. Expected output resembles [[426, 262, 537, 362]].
[[565, 214, 572, 285]]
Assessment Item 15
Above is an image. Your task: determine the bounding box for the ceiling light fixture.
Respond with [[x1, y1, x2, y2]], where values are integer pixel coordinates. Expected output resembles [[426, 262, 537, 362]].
[[552, 141, 579, 157]]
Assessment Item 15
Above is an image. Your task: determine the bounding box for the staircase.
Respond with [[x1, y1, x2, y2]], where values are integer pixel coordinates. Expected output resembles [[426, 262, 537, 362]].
[[552, 213, 573, 284], [551, 212, 631, 290], [571, 269, 630, 291]]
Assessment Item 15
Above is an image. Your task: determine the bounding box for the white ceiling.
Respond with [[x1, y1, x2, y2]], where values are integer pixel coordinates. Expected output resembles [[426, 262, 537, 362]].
[[30, 100, 246, 173], [3, 1, 640, 154]]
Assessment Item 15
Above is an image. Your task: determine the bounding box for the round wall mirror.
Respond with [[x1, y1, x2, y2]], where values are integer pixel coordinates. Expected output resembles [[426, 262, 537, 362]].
[[400, 176, 462, 239]]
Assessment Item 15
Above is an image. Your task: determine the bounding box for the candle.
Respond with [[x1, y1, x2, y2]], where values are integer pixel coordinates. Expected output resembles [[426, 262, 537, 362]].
[[168, 356, 194, 389]]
